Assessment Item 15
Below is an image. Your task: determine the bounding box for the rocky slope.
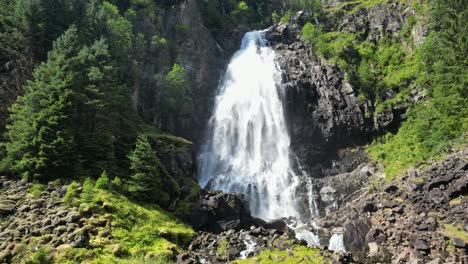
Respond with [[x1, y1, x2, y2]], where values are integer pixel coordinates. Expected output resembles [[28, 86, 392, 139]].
[[317, 151, 468, 263], [0, 135, 198, 263]]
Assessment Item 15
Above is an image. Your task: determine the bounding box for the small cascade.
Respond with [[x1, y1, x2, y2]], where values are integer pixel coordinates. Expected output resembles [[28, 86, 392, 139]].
[[328, 233, 346, 253], [240, 235, 257, 259]]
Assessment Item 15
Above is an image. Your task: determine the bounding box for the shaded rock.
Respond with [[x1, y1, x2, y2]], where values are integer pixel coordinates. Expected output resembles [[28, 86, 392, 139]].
[[453, 238, 466, 248], [189, 190, 253, 233], [366, 228, 386, 244], [262, 219, 287, 230], [368, 242, 391, 262]]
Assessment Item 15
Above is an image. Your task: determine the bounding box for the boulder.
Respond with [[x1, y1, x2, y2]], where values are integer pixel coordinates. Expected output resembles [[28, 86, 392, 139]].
[[453, 238, 466, 248], [366, 228, 386, 244], [189, 190, 253, 233], [412, 239, 430, 251]]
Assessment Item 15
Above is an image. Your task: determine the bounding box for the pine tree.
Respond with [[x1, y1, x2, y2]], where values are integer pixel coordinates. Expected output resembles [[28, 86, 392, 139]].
[[2, 27, 80, 180], [127, 135, 165, 203]]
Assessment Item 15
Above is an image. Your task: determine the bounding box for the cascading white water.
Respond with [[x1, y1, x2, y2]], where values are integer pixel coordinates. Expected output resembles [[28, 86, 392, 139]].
[[198, 31, 301, 219], [328, 234, 346, 253], [240, 235, 257, 259]]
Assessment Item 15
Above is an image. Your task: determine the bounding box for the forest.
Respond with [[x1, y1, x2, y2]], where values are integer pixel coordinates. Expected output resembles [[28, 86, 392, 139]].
[[0, 0, 466, 263]]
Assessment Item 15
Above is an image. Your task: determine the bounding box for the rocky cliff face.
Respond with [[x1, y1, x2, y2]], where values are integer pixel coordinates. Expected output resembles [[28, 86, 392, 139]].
[[261, 2, 426, 218], [131, 0, 245, 142]]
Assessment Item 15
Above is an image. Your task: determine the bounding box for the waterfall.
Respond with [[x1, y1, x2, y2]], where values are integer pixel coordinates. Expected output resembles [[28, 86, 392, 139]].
[[198, 31, 302, 219], [328, 234, 346, 253]]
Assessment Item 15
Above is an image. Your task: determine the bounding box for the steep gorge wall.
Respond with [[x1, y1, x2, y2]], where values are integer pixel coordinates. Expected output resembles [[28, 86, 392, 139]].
[[264, 2, 427, 217]]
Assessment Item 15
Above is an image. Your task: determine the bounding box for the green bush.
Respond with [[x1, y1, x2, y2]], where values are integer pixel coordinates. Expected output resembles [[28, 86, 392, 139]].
[[27, 183, 46, 198], [81, 178, 95, 204], [63, 181, 80, 204], [280, 11, 293, 23], [111, 176, 122, 190], [27, 247, 51, 264], [95, 171, 110, 190]]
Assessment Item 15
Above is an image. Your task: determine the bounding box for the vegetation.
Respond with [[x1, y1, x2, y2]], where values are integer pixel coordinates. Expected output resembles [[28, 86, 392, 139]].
[[444, 224, 468, 243], [300, 0, 467, 178], [128, 135, 170, 206], [368, 0, 467, 178], [26, 183, 46, 198], [53, 182, 195, 263], [232, 246, 324, 264]]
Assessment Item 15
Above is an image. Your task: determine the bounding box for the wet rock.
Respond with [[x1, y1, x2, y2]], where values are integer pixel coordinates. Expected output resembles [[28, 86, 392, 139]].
[[227, 247, 240, 261]]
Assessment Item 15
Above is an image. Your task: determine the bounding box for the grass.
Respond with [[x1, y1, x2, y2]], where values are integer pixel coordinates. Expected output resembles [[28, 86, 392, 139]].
[[55, 187, 195, 263], [324, 0, 391, 14], [444, 224, 468, 243], [216, 238, 228, 259], [232, 246, 324, 264], [449, 197, 463, 206], [26, 183, 46, 198]]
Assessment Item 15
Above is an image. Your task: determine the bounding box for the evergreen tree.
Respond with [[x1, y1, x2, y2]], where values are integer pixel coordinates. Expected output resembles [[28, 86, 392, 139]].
[[127, 135, 165, 203], [15, 0, 86, 61], [2, 27, 80, 180]]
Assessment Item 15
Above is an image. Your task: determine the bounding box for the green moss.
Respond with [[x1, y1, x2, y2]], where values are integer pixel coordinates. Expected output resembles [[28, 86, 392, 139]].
[[449, 197, 463, 206], [216, 238, 228, 258], [232, 246, 324, 264], [444, 224, 468, 242], [53, 188, 195, 263]]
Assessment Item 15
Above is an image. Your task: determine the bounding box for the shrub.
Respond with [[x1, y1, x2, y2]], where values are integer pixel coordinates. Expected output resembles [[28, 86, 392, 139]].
[[280, 11, 293, 23], [27, 247, 51, 264], [111, 176, 122, 190], [95, 171, 110, 190], [81, 178, 95, 204], [27, 183, 46, 198], [63, 181, 80, 204]]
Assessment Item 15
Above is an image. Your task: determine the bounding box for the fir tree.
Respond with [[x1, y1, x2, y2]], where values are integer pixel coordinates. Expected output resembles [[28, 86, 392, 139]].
[[2, 27, 80, 180], [127, 135, 165, 203]]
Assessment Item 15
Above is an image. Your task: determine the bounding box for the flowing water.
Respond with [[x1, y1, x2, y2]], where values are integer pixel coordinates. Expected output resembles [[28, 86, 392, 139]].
[[198, 31, 301, 219], [328, 233, 346, 253], [239, 234, 257, 259]]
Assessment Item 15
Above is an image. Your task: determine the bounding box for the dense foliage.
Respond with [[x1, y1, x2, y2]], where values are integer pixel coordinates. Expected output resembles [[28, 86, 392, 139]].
[[369, 0, 467, 177], [127, 135, 178, 207], [301, 0, 467, 177]]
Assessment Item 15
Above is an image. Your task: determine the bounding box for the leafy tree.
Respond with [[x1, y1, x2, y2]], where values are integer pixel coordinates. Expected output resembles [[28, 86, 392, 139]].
[[158, 64, 191, 133], [369, 0, 468, 177], [232, 1, 254, 24]]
